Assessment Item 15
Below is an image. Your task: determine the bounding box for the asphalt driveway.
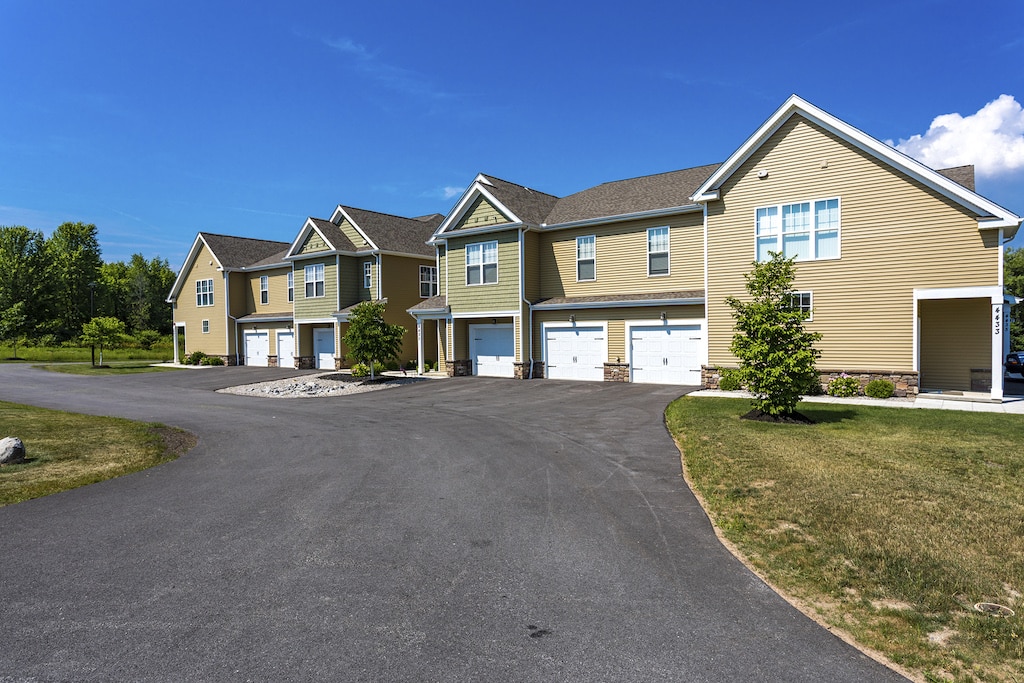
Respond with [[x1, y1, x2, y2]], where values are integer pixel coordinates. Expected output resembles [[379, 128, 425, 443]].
[[0, 365, 907, 682]]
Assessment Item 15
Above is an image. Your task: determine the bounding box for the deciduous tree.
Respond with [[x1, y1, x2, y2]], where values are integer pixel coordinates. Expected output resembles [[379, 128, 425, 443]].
[[726, 253, 822, 419], [1006, 246, 1024, 351], [342, 301, 405, 380], [81, 316, 126, 366]]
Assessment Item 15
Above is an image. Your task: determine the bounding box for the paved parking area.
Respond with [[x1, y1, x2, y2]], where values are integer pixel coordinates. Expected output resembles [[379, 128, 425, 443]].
[[0, 365, 907, 682]]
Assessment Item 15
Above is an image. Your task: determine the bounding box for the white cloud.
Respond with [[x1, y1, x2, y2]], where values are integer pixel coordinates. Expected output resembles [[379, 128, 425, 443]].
[[888, 95, 1024, 178], [443, 186, 463, 199]]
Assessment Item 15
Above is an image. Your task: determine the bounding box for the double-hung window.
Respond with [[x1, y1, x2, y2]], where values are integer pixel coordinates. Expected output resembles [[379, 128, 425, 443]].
[[363, 262, 372, 290], [647, 227, 669, 276], [260, 275, 269, 305], [466, 241, 498, 285], [304, 263, 325, 298], [576, 235, 595, 281], [756, 198, 840, 262], [790, 291, 813, 320], [201, 319, 210, 333], [419, 265, 438, 298], [196, 279, 214, 307], [287, 271, 294, 302]]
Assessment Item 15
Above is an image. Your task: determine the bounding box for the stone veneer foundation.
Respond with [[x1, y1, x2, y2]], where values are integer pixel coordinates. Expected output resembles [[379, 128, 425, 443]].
[[603, 362, 630, 382], [514, 361, 545, 379], [701, 365, 920, 399], [447, 359, 472, 377]]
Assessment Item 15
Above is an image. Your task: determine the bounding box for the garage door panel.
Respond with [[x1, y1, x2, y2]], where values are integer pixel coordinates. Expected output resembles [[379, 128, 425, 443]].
[[244, 332, 269, 367], [277, 332, 295, 369], [471, 325, 515, 377], [630, 324, 702, 385], [545, 326, 605, 382]]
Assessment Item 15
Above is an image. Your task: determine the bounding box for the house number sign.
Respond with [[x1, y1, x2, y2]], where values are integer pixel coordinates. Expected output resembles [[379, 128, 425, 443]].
[[993, 305, 1002, 336]]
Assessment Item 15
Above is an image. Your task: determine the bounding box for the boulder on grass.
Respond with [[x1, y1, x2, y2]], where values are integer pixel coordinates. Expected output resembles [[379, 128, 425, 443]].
[[0, 437, 26, 465]]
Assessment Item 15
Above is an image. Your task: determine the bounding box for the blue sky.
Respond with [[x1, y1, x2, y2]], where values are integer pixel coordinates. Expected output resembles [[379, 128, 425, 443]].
[[2, 0, 1023, 271]]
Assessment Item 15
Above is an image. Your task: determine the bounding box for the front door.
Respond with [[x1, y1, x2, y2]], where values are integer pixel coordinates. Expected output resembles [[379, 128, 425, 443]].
[[313, 328, 335, 370]]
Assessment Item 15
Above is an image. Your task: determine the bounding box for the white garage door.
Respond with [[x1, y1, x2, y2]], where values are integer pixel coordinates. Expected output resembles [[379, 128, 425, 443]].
[[630, 324, 703, 385], [470, 324, 515, 377], [545, 326, 605, 381], [244, 332, 269, 367], [277, 331, 295, 369]]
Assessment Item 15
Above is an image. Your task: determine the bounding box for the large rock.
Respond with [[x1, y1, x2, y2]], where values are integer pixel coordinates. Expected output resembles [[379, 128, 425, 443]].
[[0, 437, 26, 465]]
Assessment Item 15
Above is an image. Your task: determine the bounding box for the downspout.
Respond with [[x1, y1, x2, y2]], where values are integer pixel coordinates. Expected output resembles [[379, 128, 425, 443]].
[[229, 314, 239, 365]]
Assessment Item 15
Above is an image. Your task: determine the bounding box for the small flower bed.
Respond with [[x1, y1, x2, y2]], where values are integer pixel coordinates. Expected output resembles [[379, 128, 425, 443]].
[[826, 373, 860, 397]]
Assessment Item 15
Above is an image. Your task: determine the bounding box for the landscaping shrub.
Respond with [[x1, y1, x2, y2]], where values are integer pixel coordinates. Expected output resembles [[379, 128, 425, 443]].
[[718, 369, 742, 391], [351, 361, 386, 377], [385, 360, 400, 371], [826, 374, 860, 397], [200, 355, 225, 366], [405, 359, 417, 371], [183, 351, 207, 365], [864, 378, 894, 399]]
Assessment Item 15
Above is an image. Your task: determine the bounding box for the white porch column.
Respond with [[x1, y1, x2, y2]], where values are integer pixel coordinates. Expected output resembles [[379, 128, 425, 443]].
[[172, 324, 182, 364], [992, 300, 1006, 401], [416, 318, 424, 375]]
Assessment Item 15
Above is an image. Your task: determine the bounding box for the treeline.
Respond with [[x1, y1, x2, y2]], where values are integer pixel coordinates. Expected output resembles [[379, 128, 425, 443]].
[[0, 222, 175, 347]]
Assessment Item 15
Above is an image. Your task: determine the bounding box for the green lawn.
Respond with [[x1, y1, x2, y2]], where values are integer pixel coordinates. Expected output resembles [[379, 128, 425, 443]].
[[34, 361, 181, 375], [0, 401, 195, 506], [1, 344, 171, 363], [666, 397, 1024, 683]]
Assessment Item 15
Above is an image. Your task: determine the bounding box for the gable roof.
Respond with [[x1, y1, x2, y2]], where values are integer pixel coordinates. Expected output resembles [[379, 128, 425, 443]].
[[544, 164, 720, 225], [166, 232, 290, 302], [334, 206, 441, 256], [433, 174, 559, 240], [691, 95, 1021, 236]]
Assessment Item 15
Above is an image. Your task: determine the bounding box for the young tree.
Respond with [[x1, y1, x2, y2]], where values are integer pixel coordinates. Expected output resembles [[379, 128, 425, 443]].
[[0, 302, 30, 359], [1006, 246, 1024, 351], [726, 253, 822, 419], [342, 301, 405, 380], [81, 316, 126, 367]]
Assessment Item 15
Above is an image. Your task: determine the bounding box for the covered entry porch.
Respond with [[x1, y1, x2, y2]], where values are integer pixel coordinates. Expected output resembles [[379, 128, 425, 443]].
[[915, 287, 1015, 401]]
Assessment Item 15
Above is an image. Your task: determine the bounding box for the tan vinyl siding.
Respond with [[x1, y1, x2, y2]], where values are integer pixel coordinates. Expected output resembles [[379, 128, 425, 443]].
[[532, 304, 704, 363], [538, 213, 704, 299], [437, 246, 447, 295], [293, 256, 338, 319], [706, 115, 999, 371], [173, 243, 228, 356], [298, 230, 329, 255], [438, 319, 449, 371], [453, 196, 509, 231], [246, 267, 291, 313], [919, 298, 991, 391], [446, 231, 520, 312], [380, 254, 434, 363]]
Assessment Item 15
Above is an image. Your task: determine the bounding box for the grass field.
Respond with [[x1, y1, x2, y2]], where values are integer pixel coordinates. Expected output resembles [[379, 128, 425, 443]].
[[1, 344, 171, 363], [666, 397, 1024, 683], [0, 401, 195, 506], [34, 361, 182, 375]]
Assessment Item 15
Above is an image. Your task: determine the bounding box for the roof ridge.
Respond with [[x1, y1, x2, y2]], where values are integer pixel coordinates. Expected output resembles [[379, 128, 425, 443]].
[[478, 173, 560, 200], [200, 231, 290, 245], [340, 204, 441, 224]]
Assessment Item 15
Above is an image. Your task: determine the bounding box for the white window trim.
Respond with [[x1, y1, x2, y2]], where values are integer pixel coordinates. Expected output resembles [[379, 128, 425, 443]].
[[790, 291, 813, 321], [304, 264, 325, 298], [196, 279, 214, 307], [419, 265, 438, 298], [201, 319, 210, 333], [755, 197, 841, 262], [576, 235, 596, 282], [466, 240, 498, 286], [647, 227, 670, 277], [363, 261, 372, 290], [287, 271, 294, 303], [260, 275, 269, 305]]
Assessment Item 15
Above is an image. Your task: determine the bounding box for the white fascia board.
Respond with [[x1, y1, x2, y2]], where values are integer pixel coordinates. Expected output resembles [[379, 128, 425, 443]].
[[540, 204, 702, 231], [284, 218, 337, 259], [914, 285, 1003, 302], [429, 222, 526, 243], [236, 261, 291, 273], [690, 95, 1023, 228], [533, 297, 705, 311], [237, 315, 294, 323], [166, 234, 219, 302], [408, 309, 450, 319], [451, 309, 520, 319], [332, 206, 379, 251], [293, 317, 337, 324], [434, 180, 522, 238]]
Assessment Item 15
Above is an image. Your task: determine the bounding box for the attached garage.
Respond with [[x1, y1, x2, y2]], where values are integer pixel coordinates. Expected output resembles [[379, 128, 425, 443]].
[[244, 332, 269, 367], [277, 331, 295, 369], [313, 328, 335, 370], [544, 325, 605, 381], [629, 323, 704, 385], [470, 324, 515, 377]]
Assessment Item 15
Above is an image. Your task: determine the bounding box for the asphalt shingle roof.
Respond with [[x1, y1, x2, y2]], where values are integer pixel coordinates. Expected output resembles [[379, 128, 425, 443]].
[[544, 164, 721, 225], [407, 295, 448, 313], [309, 217, 360, 252], [340, 207, 442, 256], [532, 290, 705, 307], [479, 176, 560, 226], [200, 233, 291, 269], [935, 165, 975, 192]]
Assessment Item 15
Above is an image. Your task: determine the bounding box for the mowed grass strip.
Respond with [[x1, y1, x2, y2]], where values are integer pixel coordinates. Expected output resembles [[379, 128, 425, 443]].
[[34, 361, 182, 375], [0, 401, 195, 506], [666, 397, 1024, 683]]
